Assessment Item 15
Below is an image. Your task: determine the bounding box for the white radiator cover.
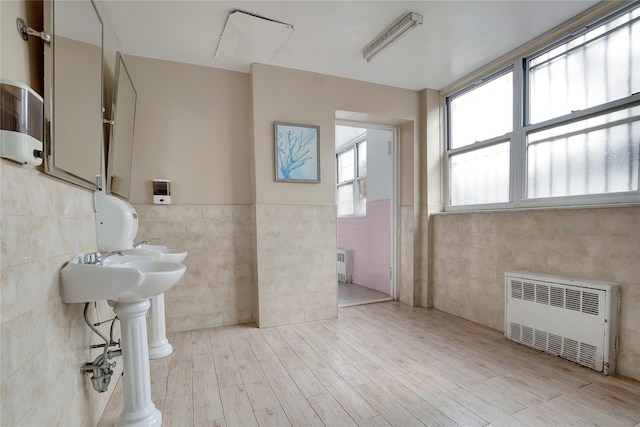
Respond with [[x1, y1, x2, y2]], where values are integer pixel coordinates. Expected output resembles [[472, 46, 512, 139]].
[[337, 249, 352, 283], [505, 271, 619, 375]]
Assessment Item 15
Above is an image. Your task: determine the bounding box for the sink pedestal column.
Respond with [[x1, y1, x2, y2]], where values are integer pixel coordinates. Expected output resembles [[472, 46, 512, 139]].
[[113, 299, 162, 427], [148, 293, 173, 359]]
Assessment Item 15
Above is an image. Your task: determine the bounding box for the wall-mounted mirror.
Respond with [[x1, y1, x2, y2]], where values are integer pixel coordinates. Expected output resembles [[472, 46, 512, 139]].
[[107, 52, 136, 199], [44, 0, 104, 190]]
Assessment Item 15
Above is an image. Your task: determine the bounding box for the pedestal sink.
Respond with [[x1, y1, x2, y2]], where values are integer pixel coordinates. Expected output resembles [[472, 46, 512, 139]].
[[123, 244, 188, 359], [61, 253, 186, 427]]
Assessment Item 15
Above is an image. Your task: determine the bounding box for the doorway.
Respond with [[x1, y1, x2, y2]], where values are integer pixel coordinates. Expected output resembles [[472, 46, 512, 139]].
[[335, 122, 397, 307]]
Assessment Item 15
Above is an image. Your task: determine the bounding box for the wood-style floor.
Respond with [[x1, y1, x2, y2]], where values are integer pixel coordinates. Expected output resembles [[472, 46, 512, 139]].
[[338, 282, 392, 307], [98, 301, 640, 427]]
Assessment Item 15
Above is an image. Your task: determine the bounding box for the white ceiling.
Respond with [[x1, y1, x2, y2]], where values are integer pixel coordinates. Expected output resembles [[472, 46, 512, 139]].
[[101, 1, 599, 91]]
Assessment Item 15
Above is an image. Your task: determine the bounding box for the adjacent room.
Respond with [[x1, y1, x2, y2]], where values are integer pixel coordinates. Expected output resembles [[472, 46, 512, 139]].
[[336, 123, 395, 307], [1, 0, 639, 426]]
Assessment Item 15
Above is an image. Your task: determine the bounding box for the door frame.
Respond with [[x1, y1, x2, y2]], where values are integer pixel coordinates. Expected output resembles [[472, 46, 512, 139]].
[[335, 120, 399, 300]]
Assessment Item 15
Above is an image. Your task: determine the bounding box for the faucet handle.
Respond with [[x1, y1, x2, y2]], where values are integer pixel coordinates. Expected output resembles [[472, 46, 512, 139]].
[[83, 252, 102, 264]]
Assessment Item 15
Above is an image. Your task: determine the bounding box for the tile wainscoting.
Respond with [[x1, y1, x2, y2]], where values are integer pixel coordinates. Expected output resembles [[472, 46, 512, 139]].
[[134, 204, 256, 332], [1, 162, 118, 425], [431, 206, 640, 381], [255, 204, 338, 327]]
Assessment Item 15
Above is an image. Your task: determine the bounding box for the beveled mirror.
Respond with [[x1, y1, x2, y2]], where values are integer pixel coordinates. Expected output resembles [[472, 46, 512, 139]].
[[43, 0, 104, 190], [107, 52, 136, 199]]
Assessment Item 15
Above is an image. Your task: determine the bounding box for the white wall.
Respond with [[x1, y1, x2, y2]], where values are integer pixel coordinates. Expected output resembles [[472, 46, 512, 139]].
[[366, 128, 393, 202]]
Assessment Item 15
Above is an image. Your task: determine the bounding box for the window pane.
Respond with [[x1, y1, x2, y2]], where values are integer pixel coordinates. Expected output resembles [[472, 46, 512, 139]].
[[527, 106, 640, 198], [450, 142, 510, 205], [449, 71, 513, 149], [337, 149, 354, 183], [529, 7, 640, 124], [356, 178, 367, 214], [358, 141, 367, 177], [337, 183, 354, 215]]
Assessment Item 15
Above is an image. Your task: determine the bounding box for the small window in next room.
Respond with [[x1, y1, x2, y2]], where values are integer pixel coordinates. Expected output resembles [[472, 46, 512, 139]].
[[337, 136, 367, 217], [445, 2, 640, 210]]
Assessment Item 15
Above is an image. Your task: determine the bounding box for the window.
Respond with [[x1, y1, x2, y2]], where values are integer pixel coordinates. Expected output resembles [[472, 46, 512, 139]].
[[337, 138, 367, 216], [446, 3, 640, 209], [447, 70, 513, 206]]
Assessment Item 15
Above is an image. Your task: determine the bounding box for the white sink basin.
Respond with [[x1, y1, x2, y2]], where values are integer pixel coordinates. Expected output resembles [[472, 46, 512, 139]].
[[124, 244, 187, 264], [60, 253, 187, 303]]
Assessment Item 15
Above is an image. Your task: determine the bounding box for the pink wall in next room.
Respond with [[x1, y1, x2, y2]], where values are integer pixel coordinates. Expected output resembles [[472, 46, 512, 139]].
[[337, 199, 390, 294]]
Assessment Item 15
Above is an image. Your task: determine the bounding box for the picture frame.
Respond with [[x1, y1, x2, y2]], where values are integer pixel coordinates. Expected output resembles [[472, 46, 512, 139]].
[[274, 121, 320, 183]]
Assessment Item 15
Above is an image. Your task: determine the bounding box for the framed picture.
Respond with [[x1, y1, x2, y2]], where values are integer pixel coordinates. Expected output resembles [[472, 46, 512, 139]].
[[274, 121, 320, 183]]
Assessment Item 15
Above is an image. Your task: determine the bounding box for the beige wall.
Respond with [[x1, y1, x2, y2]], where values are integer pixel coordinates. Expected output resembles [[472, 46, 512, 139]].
[[251, 64, 421, 207], [430, 207, 640, 381], [122, 56, 257, 333], [0, 0, 43, 94], [124, 56, 252, 205], [1, 0, 125, 424], [3, 4, 638, 427], [251, 64, 421, 326], [125, 62, 425, 328]]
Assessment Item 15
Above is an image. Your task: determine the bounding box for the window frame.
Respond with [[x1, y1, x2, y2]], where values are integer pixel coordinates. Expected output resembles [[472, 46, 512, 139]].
[[336, 135, 367, 217], [444, 2, 640, 212], [445, 67, 516, 211]]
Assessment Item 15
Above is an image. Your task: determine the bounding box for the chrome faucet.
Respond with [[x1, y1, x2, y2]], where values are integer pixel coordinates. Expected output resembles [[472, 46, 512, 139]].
[[98, 251, 124, 265], [83, 252, 101, 264]]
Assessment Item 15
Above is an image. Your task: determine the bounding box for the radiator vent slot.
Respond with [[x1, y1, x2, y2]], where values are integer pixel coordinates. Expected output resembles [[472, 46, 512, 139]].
[[511, 281, 522, 299], [505, 271, 619, 375], [509, 279, 604, 316], [550, 286, 564, 308], [566, 289, 581, 312], [548, 333, 563, 355], [582, 292, 599, 315], [536, 284, 549, 305]]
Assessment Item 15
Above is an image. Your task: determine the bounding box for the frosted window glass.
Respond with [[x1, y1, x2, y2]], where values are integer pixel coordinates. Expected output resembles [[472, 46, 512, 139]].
[[529, 8, 640, 124], [356, 179, 367, 214], [358, 141, 367, 177], [337, 183, 353, 215], [336, 136, 368, 216], [449, 72, 513, 149], [527, 106, 640, 198], [337, 149, 354, 183], [450, 142, 510, 205]]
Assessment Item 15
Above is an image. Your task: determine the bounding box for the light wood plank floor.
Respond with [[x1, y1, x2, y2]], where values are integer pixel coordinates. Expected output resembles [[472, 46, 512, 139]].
[[338, 282, 392, 307], [98, 302, 640, 427]]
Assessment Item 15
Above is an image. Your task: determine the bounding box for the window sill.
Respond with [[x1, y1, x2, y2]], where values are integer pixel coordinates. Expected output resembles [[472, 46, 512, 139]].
[[438, 200, 640, 216]]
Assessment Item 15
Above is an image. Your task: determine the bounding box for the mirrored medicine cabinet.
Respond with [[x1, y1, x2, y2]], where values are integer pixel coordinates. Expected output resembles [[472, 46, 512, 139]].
[[106, 52, 137, 200], [43, 0, 104, 190]]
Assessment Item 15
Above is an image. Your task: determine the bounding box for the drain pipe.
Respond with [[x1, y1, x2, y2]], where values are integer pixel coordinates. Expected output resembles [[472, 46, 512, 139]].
[[81, 303, 122, 393], [84, 303, 110, 361]]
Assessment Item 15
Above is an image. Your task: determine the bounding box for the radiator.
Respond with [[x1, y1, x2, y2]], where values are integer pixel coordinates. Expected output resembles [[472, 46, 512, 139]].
[[505, 271, 619, 375], [337, 249, 352, 283]]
